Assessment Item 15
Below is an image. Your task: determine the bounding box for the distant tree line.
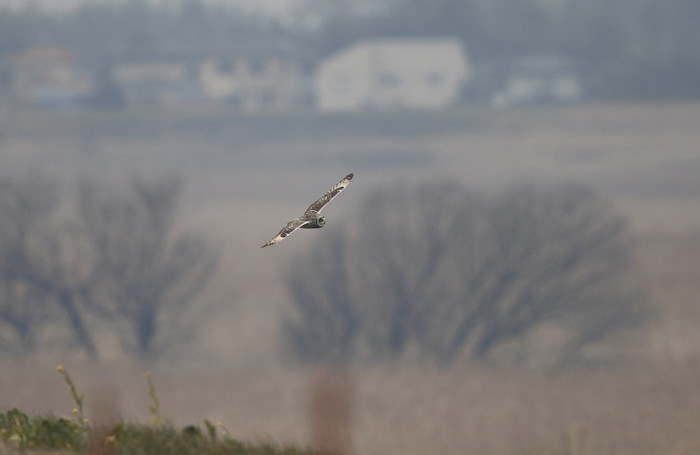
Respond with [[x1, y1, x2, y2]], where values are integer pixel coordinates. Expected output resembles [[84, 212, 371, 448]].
[[0, 173, 217, 360], [285, 181, 647, 367], [0, 0, 286, 60]]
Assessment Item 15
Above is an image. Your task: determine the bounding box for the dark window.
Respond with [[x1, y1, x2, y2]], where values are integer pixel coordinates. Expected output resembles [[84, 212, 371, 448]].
[[217, 60, 235, 73]]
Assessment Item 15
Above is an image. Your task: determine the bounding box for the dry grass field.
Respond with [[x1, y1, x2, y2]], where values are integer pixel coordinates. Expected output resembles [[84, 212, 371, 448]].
[[1, 103, 700, 454]]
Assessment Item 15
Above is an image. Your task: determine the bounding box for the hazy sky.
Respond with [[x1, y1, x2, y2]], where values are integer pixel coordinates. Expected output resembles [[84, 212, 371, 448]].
[[0, 0, 293, 15]]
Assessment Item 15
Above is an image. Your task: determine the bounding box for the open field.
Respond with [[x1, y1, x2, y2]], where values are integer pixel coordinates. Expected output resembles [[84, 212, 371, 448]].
[[3, 103, 699, 226], [1, 103, 700, 454], [3, 358, 700, 455]]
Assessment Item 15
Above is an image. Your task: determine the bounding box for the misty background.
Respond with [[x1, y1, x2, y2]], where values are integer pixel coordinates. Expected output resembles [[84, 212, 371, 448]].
[[1, 1, 700, 454]]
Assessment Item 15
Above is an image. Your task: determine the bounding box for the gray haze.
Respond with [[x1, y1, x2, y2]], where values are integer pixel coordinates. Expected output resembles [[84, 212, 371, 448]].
[[1, 1, 700, 454], [0, 0, 292, 14]]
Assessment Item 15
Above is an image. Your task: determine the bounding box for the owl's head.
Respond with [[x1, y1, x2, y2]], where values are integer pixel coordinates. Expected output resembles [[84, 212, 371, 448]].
[[318, 216, 326, 227]]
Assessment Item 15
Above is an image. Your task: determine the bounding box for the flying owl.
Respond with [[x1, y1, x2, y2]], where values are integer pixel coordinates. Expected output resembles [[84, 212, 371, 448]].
[[261, 173, 354, 248]]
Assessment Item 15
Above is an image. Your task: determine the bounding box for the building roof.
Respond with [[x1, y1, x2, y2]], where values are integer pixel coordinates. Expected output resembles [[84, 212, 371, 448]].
[[324, 37, 467, 63], [319, 37, 470, 78], [10, 45, 79, 65]]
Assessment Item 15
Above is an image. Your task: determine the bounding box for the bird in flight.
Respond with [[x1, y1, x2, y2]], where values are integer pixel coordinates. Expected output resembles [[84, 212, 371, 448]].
[[261, 173, 354, 248]]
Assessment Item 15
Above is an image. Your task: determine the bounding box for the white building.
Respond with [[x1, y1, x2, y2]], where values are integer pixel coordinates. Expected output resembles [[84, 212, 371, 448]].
[[316, 38, 471, 112], [490, 55, 583, 108], [110, 42, 304, 111], [198, 52, 304, 112]]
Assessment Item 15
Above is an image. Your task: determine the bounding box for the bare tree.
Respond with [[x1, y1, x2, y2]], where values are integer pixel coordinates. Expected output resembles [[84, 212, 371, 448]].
[[0, 175, 98, 357], [78, 175, 217, 358], [0, 176, 58, 354], [286, 181, 646, 366], [0, 173, 218, 359]]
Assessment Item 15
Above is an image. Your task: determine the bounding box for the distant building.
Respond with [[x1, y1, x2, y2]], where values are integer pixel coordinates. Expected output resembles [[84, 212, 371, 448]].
[[112, 59, 200, 107], [198, 46, 304, 111], [315, 38, 471, 112], [3, 45, 93, 107], [490, 55, 583, 107], [111, 42, 305, 111], [0, 42, 308, 112]]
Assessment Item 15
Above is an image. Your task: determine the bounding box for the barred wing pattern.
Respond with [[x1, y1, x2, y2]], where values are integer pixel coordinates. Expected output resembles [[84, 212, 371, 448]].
[[305, 173, 354, 214], [261, 218, 310, 248]]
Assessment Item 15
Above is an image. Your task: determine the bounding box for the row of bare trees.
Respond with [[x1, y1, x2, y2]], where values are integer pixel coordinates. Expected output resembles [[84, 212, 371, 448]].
[[0, 174, 217, 360], [286, 181, 647, 367]]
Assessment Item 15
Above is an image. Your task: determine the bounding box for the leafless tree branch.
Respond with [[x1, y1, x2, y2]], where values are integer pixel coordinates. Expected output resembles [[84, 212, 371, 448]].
[[0, 173, 218, 359], [286, 181, 647, 366]]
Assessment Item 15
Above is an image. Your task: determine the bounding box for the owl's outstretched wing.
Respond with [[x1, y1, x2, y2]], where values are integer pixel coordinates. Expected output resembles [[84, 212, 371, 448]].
[[261, 218, 310, 248], [304, 173, 353, 214]]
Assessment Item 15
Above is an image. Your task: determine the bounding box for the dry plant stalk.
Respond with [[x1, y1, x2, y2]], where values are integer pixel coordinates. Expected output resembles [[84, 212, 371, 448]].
[[309, 367, 355, 455]]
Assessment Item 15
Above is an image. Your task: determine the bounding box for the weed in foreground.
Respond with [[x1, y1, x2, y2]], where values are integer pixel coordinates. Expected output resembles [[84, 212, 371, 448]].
[[0, 408, 86, 452], [112, 423, 310, 455], [56, 364, 88, 426], [1, 366, 313, 455], [145, 371, 162, 426], [1, 411, 309, 455]]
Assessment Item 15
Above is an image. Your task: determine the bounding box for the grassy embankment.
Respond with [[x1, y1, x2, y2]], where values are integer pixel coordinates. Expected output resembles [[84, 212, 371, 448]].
[[0, 366, 310, 455]]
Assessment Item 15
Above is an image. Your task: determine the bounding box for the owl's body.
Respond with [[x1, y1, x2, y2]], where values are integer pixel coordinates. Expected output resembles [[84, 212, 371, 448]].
[[261, 174, 353, 248], [299, 210, 325, 229]]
